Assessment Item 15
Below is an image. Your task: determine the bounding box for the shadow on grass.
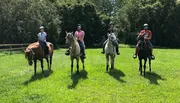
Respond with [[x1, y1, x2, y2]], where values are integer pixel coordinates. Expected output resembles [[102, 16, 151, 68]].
[[68, 70, 88, 89], [108, 68, 126, 83], [23, 70, 53, 86], [144, 72, 166, 85]]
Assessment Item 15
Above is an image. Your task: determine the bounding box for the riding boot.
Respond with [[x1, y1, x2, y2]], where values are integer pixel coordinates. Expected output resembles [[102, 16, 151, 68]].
[[101, 40, 107, 54], [150, 48, 155, 60], [65, 49, 70, 55], [101, 44, 105, 54], [116, 47, 120, 55], [44, 42, 49, 57], [133, 47, 138, 59], [82, 48, 86, 59]]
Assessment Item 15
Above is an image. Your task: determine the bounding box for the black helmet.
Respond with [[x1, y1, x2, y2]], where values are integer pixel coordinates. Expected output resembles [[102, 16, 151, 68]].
[[77, 24, 82, 27]]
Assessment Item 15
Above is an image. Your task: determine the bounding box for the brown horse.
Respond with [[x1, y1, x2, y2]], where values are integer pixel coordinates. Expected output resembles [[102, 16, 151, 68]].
[[25, 42, 54, 76]]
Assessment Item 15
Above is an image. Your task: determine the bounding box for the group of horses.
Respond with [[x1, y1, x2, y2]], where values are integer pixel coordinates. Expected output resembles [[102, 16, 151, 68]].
[[25, 32, 152, 77]]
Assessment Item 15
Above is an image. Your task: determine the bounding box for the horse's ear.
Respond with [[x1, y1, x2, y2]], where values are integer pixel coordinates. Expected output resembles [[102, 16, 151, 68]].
[[72, 32, 74, 35], [23, 50, 26, 53], [66, 31, 68, 35]]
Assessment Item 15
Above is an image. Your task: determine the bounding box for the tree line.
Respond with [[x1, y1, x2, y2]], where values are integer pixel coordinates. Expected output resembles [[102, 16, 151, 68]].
[[0, 0, 179, 48]]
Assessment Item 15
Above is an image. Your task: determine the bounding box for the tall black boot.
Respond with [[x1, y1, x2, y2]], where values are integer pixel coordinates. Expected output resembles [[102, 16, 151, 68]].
[[101, 44, 105, 54], [65, 49, 70, 55], [116, 47, 120, 55]]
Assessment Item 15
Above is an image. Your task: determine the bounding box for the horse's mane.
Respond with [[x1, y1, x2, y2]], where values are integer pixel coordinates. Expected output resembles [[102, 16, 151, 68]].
[[25, 42, 39, 52]]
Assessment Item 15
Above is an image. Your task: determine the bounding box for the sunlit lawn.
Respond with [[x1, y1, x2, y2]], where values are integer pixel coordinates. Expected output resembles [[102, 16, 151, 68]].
[[0, 48, 180, 103]]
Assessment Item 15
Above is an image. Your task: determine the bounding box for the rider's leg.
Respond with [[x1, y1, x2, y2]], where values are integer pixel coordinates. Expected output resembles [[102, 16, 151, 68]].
[[148, 41, 155, 59], [133, 43, 139, 58], [78, 40, 86, 58], [115, 40, 120, 55], [101, 40, 107, 54], [65, 44, 70, 55], [44, 42, 49, 56]]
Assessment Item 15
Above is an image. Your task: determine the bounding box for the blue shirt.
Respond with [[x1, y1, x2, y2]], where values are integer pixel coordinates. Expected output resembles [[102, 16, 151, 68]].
[[38, 32, 47, 42]]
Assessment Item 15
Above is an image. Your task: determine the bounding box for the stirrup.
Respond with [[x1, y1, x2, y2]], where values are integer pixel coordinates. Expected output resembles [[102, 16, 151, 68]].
[[133, 54, 137, 59], [65, 52, 70, 55], [151, 55, 155, 60]]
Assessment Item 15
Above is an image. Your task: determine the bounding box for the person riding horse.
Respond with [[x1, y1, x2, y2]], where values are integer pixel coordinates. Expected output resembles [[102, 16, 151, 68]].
[[133, 23, 155, 60], [38, 26, 49, 57], [101, 22, 120, 55], [65, 24, 86, 59]]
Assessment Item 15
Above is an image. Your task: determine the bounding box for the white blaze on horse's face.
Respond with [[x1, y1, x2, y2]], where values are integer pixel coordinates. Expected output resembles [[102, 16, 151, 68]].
[[108, 33, 117, 42]]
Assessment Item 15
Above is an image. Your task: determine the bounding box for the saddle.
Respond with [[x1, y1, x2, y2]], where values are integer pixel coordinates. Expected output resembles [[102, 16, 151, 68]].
[[38, 41, 49, 55]]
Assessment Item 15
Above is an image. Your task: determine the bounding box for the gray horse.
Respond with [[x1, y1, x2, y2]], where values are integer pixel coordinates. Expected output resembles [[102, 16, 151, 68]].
[[105, 33, 117, 71], [65, 32, 85, 74]]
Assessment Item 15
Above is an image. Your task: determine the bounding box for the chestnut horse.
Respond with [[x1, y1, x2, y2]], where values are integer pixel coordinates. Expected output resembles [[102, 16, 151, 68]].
[[25, 42, 54, 76]]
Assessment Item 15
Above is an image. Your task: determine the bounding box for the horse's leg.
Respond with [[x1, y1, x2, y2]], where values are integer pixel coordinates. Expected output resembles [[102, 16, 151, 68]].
[[50, 55, 52, 70], [149, 58, 151, 72], [144, 59, 147, 76], [81, 57, 85, 70], [110, 55, 114, 70], [76, 58, 79, 74], [71, 59, 74, 75], [46, 57, 50, 70], [40, 59, 44, 73], [106, 54, 109, 72], [34, 59, 37, 76], [139, 59, 142, 75]]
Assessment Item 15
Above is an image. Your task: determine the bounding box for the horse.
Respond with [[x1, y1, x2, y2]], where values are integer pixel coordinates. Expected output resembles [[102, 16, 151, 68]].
[[65, 32, 85, 74], [105, 33, 117, 72], [25, 42, 54, 76], [138, 35, 151, 76]]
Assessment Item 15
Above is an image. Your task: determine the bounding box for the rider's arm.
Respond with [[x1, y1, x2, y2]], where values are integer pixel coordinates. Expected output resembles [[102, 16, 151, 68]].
[[82, 31, 85, 39], [148, 31, 152, 40], [74, 31, 78, 40]]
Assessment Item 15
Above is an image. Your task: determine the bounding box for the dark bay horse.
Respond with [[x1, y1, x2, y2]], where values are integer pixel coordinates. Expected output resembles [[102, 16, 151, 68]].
[[138, 35, 151, 76], [65, 32, 85, 74], [25, 42, 54, 76]]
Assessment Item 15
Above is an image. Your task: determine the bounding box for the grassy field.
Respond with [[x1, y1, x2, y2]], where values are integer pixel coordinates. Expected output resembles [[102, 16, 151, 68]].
[[0, 48, 180, 103]]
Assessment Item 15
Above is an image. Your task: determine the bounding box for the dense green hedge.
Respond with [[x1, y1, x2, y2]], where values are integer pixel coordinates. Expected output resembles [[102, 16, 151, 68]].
[[115, 0, 180, 47], [0, 0, 110, 48], [0, 0, 180, 48]]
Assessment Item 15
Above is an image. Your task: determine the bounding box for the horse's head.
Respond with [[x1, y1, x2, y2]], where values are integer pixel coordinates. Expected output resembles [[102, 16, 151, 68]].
[[25, 48, 35, 66], [108, 33, 117, 46], [65, 32, 74, 45], [138, 34, 147, 50]]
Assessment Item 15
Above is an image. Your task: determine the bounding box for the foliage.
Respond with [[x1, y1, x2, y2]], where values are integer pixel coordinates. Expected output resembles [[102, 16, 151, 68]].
[[115, 0, 180, 47]]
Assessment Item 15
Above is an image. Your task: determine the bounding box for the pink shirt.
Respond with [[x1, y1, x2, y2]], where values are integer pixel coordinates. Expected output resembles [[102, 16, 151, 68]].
[[75, 30, 85, 42]]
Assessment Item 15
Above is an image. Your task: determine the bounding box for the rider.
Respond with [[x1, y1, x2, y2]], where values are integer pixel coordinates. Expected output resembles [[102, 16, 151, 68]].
[[38, 26, 49, 56], [65, 24, 86, 59], [133, 23, 155, 59], [101, 22, 120, 55]]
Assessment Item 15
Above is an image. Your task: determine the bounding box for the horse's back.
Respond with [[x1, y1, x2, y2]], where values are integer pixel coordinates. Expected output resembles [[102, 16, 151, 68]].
[[47, 42, 54, 56]]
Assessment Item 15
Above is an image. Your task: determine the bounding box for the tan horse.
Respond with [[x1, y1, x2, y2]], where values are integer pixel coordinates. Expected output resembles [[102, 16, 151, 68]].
[[25, 42, 54, 76], [65, 32, 85, 74]]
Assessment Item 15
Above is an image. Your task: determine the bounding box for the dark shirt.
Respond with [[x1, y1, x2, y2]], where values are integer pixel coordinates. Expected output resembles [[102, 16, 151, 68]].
[[107, 28, 114, 34]]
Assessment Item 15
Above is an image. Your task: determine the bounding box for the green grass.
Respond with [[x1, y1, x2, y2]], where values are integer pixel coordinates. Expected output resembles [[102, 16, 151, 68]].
[[0, 48, 180, 103]]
